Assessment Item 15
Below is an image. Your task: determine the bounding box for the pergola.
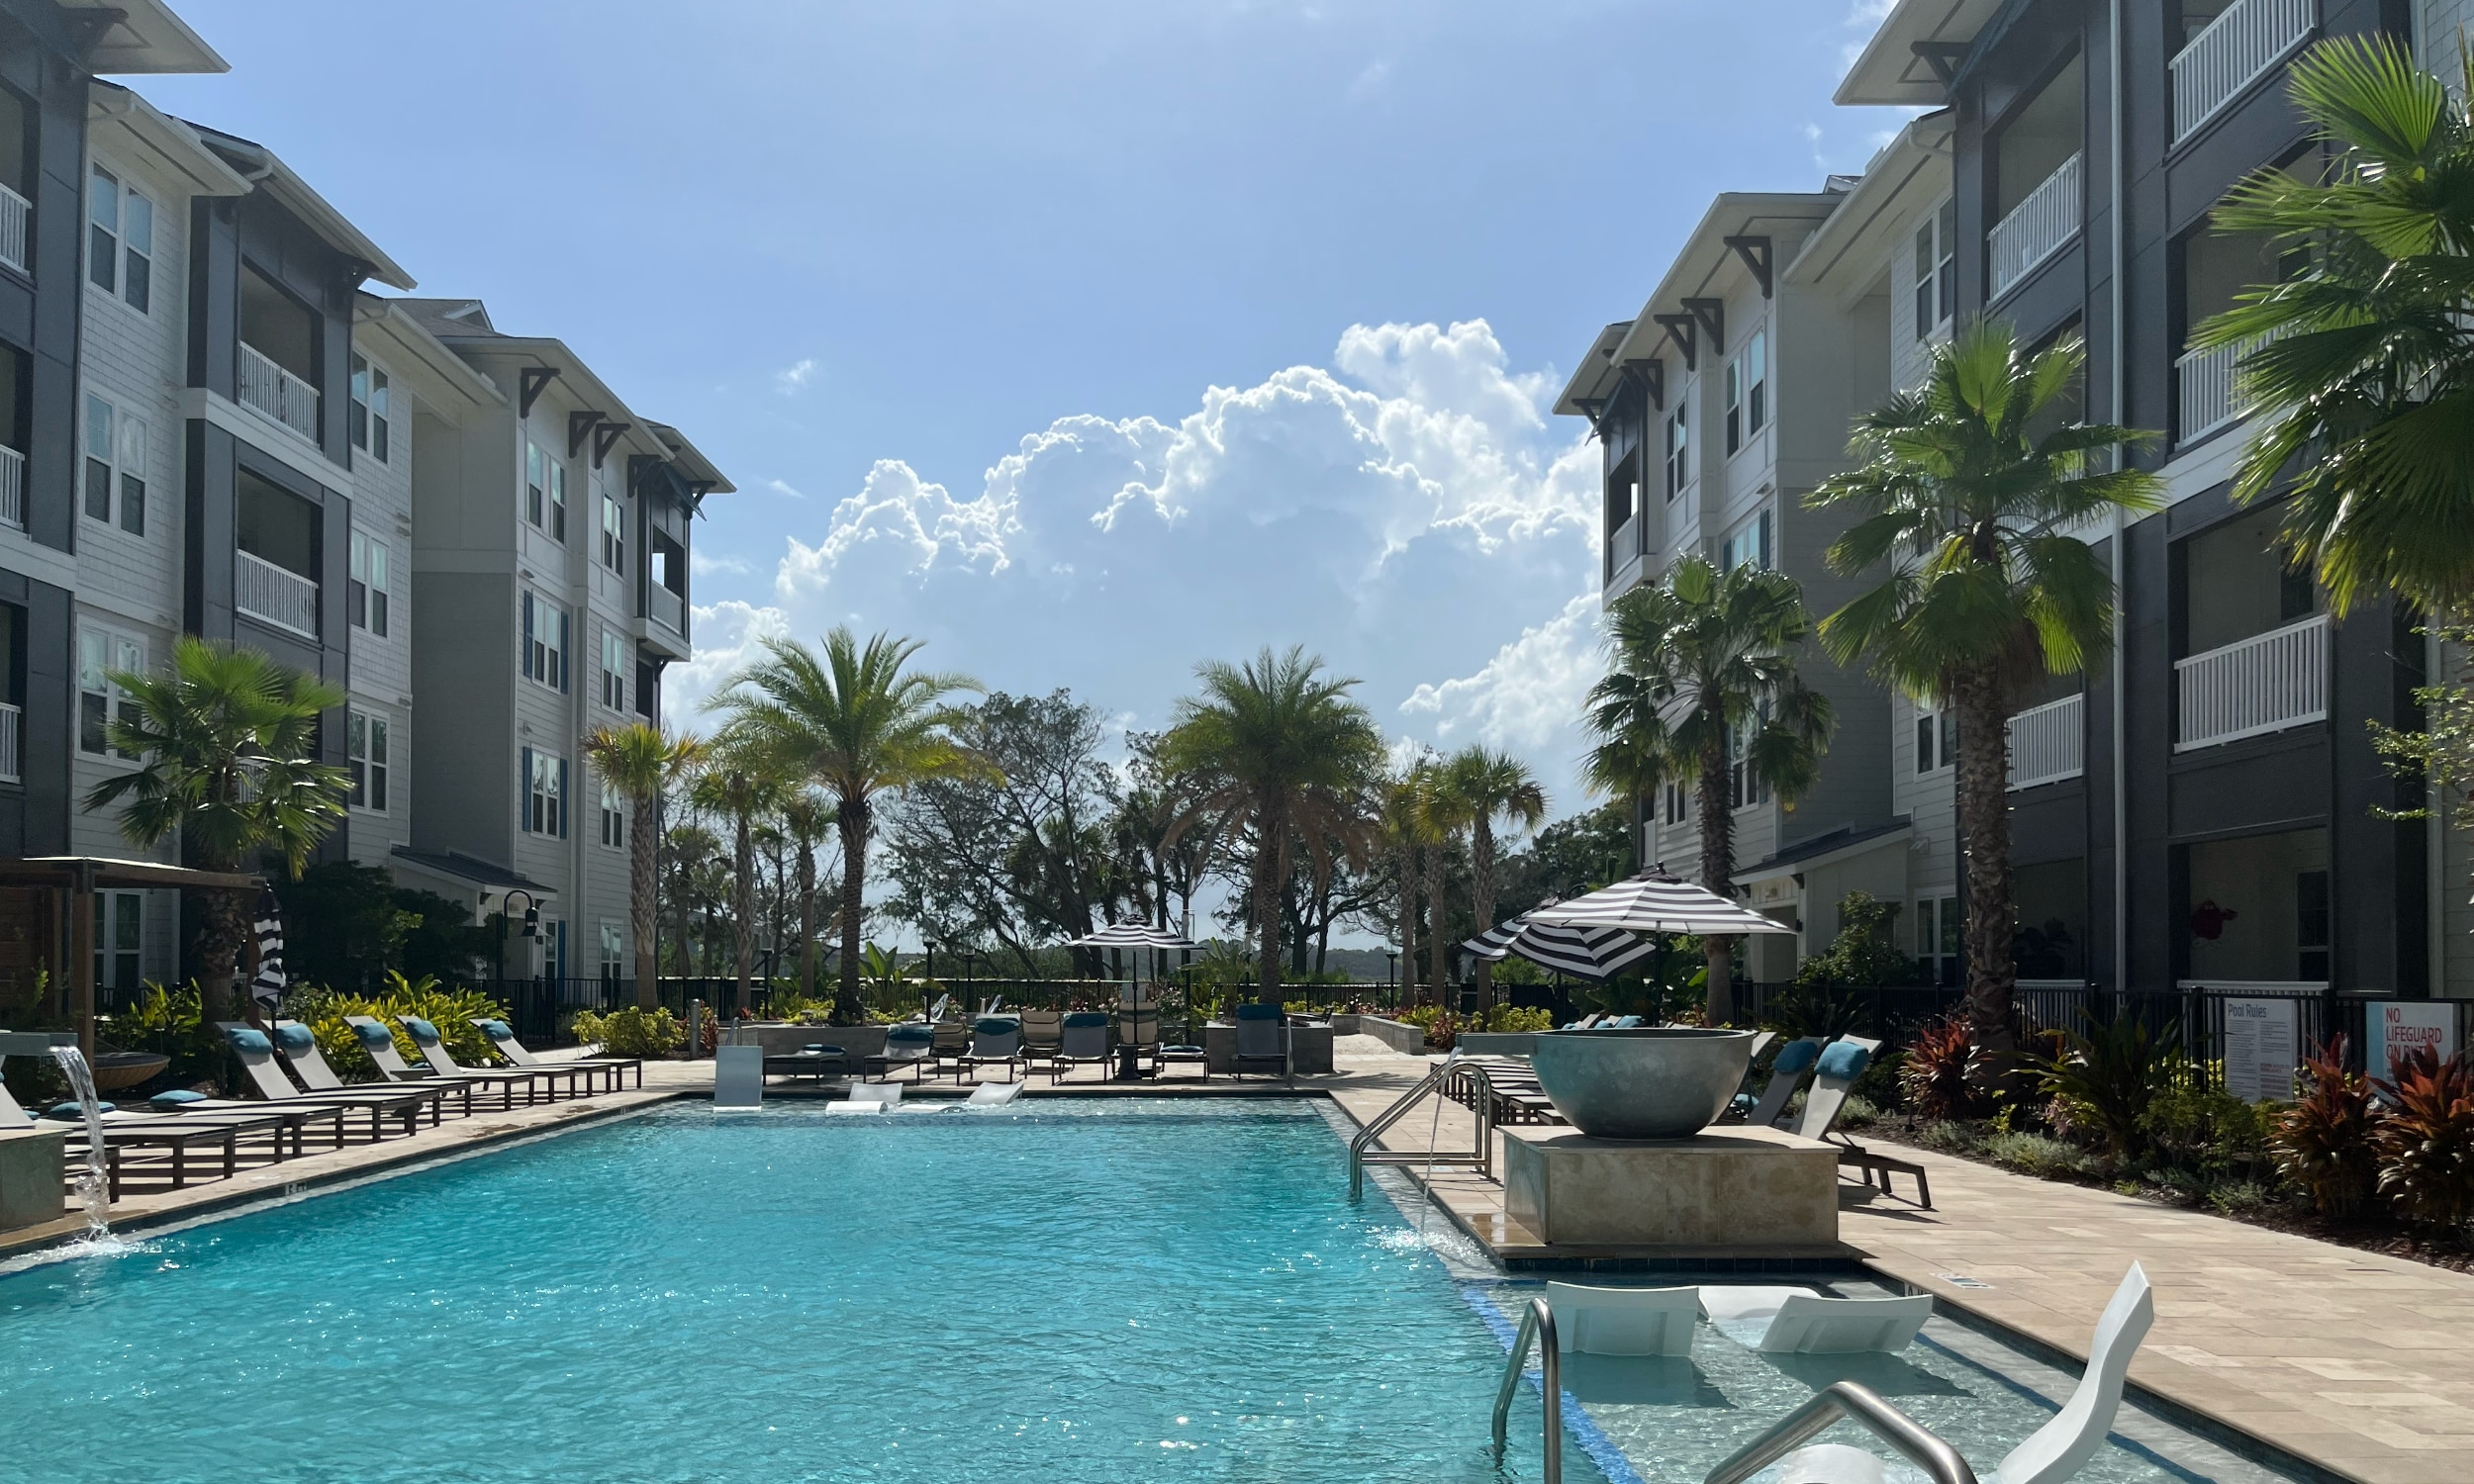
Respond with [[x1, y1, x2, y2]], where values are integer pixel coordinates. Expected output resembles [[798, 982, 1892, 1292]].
[[0, 857, 264, 1055]]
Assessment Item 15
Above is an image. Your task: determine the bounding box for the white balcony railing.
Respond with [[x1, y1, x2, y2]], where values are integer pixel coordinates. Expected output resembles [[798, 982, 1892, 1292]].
[[2007, 692, 2085, 789], [2172, 0, 2314, 143], [2176, 612, 2327, 750], [0, 701, 19, 784], [2176, 338, 2245, 442], [236, 548, 319, 637], [1608, 512, 1639, 578], [647, 582, 685, 634], [238, 341, 321, 442], [0, 180, 28, 277], [0, 443, 23, 531], [1989, 151, 2083, 300]]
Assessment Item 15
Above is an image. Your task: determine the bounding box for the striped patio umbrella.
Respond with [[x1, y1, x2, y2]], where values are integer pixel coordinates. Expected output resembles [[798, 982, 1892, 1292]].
[[1527, 870, 1793, 936], [248, 887, 287, 1008], [1462, 907, 1658, 983], [1062, 922, 1198, 951]]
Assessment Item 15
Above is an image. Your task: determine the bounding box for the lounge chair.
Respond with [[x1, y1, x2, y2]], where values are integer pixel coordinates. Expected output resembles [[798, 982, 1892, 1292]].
[[1051, 1011, 1111, 1082], [864, 1023, 937, 1081], [472, 1018, 642, 1090], [1542, 1282, 1699, 1356], [1230, 1002, 1288, 1079], [1, 1070, 295, 1199], [345, 1017, 539, 1109], [405, 1017, 592, 1101], [1606, 1015, 1643, 1029], [1018, 1008, 1064, 1071], [1770, 1265, 2153, 1484], [1560, 1013, 1604, 1030], [1791, 1036, 1930, 1207], [827, 1082, 902, 1115], [217, 1023, 443, 1134], [269, 1021, 461, 1121], [966, 1080, 1024, 1108], [1738, 1036, 1824, 1127], [1699, 1286, 1934, 1353], [762, 1043, 850, 1082], [927, 1020, 972, 1079], [962, 1016, 1023, 1082]]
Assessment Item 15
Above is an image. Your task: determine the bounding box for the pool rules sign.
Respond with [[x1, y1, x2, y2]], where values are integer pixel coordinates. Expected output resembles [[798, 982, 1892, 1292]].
[[2222, 998, 2297, 1103]]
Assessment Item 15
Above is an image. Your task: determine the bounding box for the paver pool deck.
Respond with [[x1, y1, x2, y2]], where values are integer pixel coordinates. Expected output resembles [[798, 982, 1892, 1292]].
[[12, 1035, 2468, 1484]]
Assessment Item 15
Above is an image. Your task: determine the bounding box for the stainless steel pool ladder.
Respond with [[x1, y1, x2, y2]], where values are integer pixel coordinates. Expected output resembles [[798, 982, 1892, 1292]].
[[1345, 1059, 1496, 1197], [1701, 1381, 1978, 1484], [1489, 1297, 1563, 1484]]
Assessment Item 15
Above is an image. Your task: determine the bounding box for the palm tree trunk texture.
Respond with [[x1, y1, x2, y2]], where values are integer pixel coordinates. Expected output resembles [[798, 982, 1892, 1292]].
[[673, 861, 695, 980], [1470, 815, 1496, 1009], [731, 806, 756, 1017], [1253, 806, 1287, 1004], [835, 794, 870, 1022], [1695, 729, 1738, 1026], [1951, 663, 2020, 1069], [796, 839, 817, 1001], [1424, 843, 1449, 1008], [1395, 842, 1418, 1005], [630, 795, 659, 1010], [194, 886, 251, 1021]]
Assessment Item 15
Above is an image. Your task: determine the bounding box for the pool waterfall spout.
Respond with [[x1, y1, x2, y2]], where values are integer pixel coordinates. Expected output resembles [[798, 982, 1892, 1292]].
[[49, 1046, 111, 1238]]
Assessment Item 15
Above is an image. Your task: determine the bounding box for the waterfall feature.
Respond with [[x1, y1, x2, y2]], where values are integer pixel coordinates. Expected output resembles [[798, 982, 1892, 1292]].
[[48, 1046, 112, 1238]]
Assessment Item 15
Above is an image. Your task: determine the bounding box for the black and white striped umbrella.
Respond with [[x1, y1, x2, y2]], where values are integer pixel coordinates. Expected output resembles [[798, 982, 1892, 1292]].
[[1528, 870, 1792, 936], [1062, 921, 1198, 950], [1463, 910, 1660, 982], [249, 888, 286, 1007]]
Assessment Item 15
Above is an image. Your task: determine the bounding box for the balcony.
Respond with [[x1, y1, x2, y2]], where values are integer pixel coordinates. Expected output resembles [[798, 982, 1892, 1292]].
[[2172, 0, 2314, 144], [238, 341, 321, 443], [236, 548, 319, 638], [2176, 612, 2326, 750], [0, 443, 22, 530], [1606, 512, 1639, 584], [2007, 693, 2085, 789], [0, 701, 18, 784], [1988, 152, 2082, 300], [0, 180, 26, 277], [2176, 338, 2245, 443], [647, 582, 685, 636]]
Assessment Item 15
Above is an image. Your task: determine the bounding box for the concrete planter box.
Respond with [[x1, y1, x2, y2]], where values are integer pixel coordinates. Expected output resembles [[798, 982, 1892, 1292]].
[[1350, 1015, 1430, 1056], [1200, 1021, 1334, 1075], [1503, 1124, 1839, 1249], [0, 1127, 65, 1234]]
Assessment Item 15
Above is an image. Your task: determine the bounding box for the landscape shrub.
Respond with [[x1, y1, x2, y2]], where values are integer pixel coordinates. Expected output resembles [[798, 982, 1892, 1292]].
[[2374, 1047, 2474, 1233], [1900, 1015, 1983, 1122], [2205, 1180, 2273, 1217], [1985, 1130, 2103, 1181], [2144, 1077, 2275, 1182], [1917, 1120, 1985, 1156], [2039, 1009, 2178, 1159], [571, 1006, 684, 1059], [289, 974, 510, 1080], [2272, 1037, 2380, 1217], [1477, 1004, 1554, 1033], [1836, 1094, 1880, 1130]]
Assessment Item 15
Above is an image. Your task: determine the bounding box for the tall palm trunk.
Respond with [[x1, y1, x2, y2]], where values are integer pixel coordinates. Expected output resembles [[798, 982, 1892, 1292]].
[[796, 838, 818, 1000], [731, 803, 755, 1016], [194, 885, 251, 1021], [1395, 841, 1418, 1006], [672, 857, 695, 980], [1252, 801, 1288, 1004], [1470, 816, 1497, 1009], [1951, 661, 2019, 1071], [1694, 717, 1738, 1025], [1424, 841, 1449, 1008], [630, 795, 659, 1009], [835, 793, 870, 1022]]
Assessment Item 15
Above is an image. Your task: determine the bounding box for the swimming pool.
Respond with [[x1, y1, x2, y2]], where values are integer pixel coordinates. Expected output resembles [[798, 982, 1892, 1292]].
[[0, 1100, 2283, 1484]]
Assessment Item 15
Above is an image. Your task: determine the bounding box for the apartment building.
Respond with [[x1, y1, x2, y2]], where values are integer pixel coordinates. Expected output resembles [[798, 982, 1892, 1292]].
[[1563, 0, 2460, 1000]]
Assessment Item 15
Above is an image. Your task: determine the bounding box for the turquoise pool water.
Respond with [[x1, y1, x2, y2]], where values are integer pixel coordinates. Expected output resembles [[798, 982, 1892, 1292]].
[[0, 1100, 2264, 1484]]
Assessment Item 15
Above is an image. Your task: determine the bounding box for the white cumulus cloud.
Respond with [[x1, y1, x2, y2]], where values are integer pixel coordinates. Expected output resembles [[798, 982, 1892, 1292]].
[[774, 358, 817, 395]]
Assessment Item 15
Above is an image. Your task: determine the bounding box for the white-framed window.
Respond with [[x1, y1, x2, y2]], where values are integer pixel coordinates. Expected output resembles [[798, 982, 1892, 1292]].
[[77, 627, 145, 759], [1720, 509, 1771, 572], [1725, 330, 1767, 455], [1663, 779, 1688, 826], [94, 891, 143, 991], [1913, 702, 1954, 775], [349, 354, 391, 462], [522, 593, 568, 693], [600, 493, 625, 573], [521, 746, 568, 837], [1663, 398, 1689, 503], [348, 530, 390, 637], [86, 163, 152, 313], [1915, 892, 1960, 986], [525, 440, 567, 541], [599, 920, 625, 981], [1727, 706, 1771, 811], [81, 393, 146, 535], [600, 628, 626, 711], [347, 707, 390, 812], [1913, 200, 1956, 340], [599, 776, 625, 849], [541, 919, 568, 980]]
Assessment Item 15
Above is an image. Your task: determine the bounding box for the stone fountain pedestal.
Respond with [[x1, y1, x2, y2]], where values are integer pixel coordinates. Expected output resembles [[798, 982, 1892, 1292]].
[[0, 1126, 66, 1234], [1501, 1123, 1839, 1250]]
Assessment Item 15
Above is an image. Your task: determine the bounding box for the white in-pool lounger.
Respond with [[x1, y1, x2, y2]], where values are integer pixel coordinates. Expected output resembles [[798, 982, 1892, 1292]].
[[1698, 1286, 1933, 1353], [1542, 1282, 1699, 1356], [965, 1081, 1024, 1108]]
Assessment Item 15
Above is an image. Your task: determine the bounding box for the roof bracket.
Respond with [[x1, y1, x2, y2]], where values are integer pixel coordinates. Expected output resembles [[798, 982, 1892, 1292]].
[[593, 420, 634, 468], [1651, 314, 1698, 371], [62, 7, 125, 62], [1683, 298, 1726, 352], [1723, 235, 1774, 298], [1912, 42, 1969, 87], [568, 410, 606, 459], [1622, 358, 1665, 413], [519, 365, 562, 419]]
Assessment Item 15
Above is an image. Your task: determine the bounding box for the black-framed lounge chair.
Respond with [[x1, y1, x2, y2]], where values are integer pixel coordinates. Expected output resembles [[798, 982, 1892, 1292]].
[[1018, 1008, 1064, 1072], [927, 1020, 972, 1080], [218, 1023, 443, 1136], [1230, 1002, 1288, 1079], [961, 1016, 1023, 1082], [472, 1018, 642, 1091], [1051, 1011, 1111, 1082], [764, 1043, 850, 1083], [404, 1017, 592, 1100], [1, 1073, 280, 1200], [1789, 1036, 1929, 1208], [268, 1021, 459, 1122], [863, 1023, 937, 1081], [345, 1017, 538, 1109]]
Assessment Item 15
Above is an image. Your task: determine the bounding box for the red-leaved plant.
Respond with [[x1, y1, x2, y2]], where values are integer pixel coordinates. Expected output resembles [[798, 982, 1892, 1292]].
[[2374, 1046, 2474, 1234], [1899, 1015, 1983, 1122], [2270, 1036, 2380, 1218]]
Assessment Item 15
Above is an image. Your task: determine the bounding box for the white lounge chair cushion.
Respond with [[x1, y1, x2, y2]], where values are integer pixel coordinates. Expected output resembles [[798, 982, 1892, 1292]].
[[823, 1101, 887, 1115], [1544, 1282, 1698, 1356], [1700, 1286, 1931, 1353], [1994, 1264, 2153, 1484]]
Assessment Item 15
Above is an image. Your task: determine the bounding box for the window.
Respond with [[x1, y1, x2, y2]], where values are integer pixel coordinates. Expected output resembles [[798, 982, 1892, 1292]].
[[524, 442, 569, 541], [93, 891, 143, 991], [541, 919, 568, 981], [522, 593, 569, 693], [1720, 509, 1771, 572], [347, 708, 390, 812], [1663, 780, 1688, 826], [522, 747, 568, 837], [2296, 870, 2330, 980], [1915, 893, 1961, 986], [601, 493, 625, 573], [1913, 201, 1956, 339], [77, 629, 144, 758], [87, 164, 152, 313], [600, 921, 625, 981], [600, 628, 627, 711], [350, 355, 391, 462], [348, 531, 390, 636], [1663, 398, 1689, 502], [600, 776, 625, 849], [1727, 706, 1772, 810], [82, 394, 146, 534], [1914, 703, 1956, 775], [1723, 330, 1768, 454]]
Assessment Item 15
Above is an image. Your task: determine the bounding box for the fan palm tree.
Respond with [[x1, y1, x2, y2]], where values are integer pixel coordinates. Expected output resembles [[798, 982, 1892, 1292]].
[[1807, 320, 2161, 1066], [709, 628, 985, 1023], [1580, 556, 1835, 1024], [687, 738, 788, 1017], [583, 722, 703, 1009], [1158, 646, 1384, 1004], [2192, 35, 2474, 618], [1443, 746, 1548, 1007], [85, 636, 349, 1019]]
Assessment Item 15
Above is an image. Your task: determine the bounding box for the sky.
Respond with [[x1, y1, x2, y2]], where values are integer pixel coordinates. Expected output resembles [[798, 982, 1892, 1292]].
[[136, 0, 1915, 824]]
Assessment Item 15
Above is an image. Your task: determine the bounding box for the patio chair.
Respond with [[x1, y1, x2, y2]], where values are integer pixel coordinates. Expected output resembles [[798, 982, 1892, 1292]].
[[1698, 1286, 1933, 1353], [1737, 1036, 1824, 1127], [1789, 1037, 1930, 1208], [1051, 1011, 1111, 1082], [961, 1016, 1024, 1082], [404, 1017, 591, 1101], [1542, 1282, 1699, 1356], [863, 1023, 938, 1081], [1018, 1008, 1064, 1071], [217, 1022, 442, 1134], [1771, 1265, 2152, 1484], [269, 1021, 462, 1121], [1606, 1015, 1643, 1029], [827, 1082, 902, 1115], [965, 1080, 1025, 1108], [472, 1018, 642, 1090], [345, 1017, 538, 1110], [928, 1020, 972, 1079], [1230, 1002, 1288, 1079], [1, 1068, 295, 1200]]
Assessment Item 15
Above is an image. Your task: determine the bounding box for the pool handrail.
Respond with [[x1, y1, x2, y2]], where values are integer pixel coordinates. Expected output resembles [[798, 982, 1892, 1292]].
[[1346, 1059, 1495, 1196], [1487, 1297, 1563, 1484], [1701, 1381, 1978, 1484]]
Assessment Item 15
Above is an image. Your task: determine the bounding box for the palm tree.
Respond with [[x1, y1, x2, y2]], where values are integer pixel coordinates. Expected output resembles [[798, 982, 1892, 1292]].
[[583, 723, 702, 1009], [1374, 767, 1432, 1006], [2192, 35, 2474, 618], [1808, 320, 2161, 1066], [1414, 760, 1462, 1005], [687, 738, 786, 1017], [85, 637, 349, 1018], [709, 628, 985, 1023], [778, 788, 836, 1000], [1158, 646, 1383, 1004], [1580, 556, 1835, 1024], [1443, 746, 1548, 1007]]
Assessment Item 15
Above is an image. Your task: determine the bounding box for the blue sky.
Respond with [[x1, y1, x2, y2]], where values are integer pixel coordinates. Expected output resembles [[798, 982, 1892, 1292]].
[[140, 0, 1910, 822]]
